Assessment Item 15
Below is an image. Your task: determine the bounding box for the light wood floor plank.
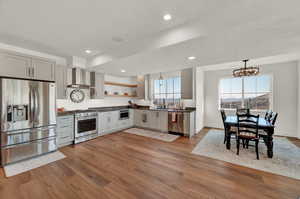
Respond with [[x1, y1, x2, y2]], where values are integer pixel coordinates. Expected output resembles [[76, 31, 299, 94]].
[[0, 128, 299, 199]]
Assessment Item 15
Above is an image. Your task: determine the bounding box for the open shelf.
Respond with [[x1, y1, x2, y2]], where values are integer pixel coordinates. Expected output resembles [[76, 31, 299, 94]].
[[104, 81, 138, 88], [105, 94, 137, 98]]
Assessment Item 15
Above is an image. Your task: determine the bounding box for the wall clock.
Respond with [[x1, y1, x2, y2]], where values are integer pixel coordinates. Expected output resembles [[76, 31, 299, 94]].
[[70, 89, 85, 103]]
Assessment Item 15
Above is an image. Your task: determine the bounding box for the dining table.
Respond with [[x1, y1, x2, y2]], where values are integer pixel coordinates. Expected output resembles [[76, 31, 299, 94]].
[[224, 116, 275, 158]]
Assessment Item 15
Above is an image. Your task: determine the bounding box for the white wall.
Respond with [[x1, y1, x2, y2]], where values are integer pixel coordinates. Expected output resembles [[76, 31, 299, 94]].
[[204, 61, 298, 137], [195, 67, 204, 133], [70, 56, 87, 68], [134, 69, 196, 107], [298, 61, 300, 139], [57, 74, 136, 110], [57, 98, 132, 110]]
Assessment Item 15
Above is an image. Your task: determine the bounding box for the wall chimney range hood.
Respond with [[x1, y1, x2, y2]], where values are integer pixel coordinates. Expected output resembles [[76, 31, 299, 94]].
[[67, 68, 91, 89]]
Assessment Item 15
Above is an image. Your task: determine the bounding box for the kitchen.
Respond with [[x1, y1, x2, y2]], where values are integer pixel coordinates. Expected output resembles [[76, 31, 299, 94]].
[[0, 51, 196, 165], [1, 1, 300, 198]]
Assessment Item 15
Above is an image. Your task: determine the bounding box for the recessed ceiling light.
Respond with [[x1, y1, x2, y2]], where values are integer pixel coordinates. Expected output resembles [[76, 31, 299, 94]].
[[121, 69, 126, 73], [85, 49, 92, 54], [163, 14, 172, 21], [188, 56, 196, 60]]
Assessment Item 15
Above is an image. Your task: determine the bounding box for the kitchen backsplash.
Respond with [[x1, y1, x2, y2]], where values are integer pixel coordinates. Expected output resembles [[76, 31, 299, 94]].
[[57, 98, 195, 110], [57, 98, 131, 110]]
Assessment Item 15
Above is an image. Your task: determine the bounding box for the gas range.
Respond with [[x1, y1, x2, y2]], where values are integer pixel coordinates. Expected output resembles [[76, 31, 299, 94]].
[[74, 111, 98, 144]]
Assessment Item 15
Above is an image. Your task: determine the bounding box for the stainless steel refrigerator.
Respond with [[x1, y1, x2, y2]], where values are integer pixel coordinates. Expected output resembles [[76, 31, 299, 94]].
[[0, 78, 57, 166]]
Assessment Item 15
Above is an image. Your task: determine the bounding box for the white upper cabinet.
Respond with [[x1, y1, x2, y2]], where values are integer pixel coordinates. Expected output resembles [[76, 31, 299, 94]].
[[32, 58, 55, 81], [90, 72, 104, 99], [55, 65, 68, 99], [136, 75, 145, 99], [0, 51, 32, 79], [181, 68, 193, 99], [0, 50, 56, 81]]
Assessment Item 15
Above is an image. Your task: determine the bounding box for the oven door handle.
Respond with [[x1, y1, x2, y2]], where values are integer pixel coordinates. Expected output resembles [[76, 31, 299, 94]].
[[76, 117, 97, 120]]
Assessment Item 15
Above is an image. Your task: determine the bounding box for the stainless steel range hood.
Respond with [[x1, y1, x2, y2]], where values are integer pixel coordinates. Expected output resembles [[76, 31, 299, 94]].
[[67, 68, 91, 89]]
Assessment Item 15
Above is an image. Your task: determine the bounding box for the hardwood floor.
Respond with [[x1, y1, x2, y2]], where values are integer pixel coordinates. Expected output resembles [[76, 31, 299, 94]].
[[1, 128, 300, 199]]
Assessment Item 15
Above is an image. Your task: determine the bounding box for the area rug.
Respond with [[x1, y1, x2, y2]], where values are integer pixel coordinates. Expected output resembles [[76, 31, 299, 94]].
[[124, 128, 179, 142], [192, 130, 300, 180], [4, 151, 66, 177]]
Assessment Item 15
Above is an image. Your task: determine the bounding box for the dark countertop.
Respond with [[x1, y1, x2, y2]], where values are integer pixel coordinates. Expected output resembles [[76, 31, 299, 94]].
[[133, 107, 196, 113], [57, 106, 130, 116], [57, 106, 195, 116]]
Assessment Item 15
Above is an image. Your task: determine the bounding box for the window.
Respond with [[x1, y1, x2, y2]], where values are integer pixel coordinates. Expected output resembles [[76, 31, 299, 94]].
[[219, 75, 272, 110], [153, 77, 181, 105]]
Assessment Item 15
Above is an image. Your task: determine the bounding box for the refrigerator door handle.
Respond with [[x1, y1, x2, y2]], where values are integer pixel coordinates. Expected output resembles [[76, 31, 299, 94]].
[[34, 87, 40, 123], [29, 86, 34, 124]]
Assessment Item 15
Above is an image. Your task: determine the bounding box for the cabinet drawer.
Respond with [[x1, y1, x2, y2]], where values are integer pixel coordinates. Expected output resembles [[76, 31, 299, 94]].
[[57, 115, 74, 123], [57, 116, 74, 129], [57, 123, 73, 129], [119, 119, 130, 128], [57, 128, 73, 137], [57, 125, 73, 132], [58, 135, 73, 145]]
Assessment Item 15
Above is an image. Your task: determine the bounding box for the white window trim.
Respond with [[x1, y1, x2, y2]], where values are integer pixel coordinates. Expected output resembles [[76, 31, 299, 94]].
[[218, 73, 274, 111], [153, 77, 181, 103]]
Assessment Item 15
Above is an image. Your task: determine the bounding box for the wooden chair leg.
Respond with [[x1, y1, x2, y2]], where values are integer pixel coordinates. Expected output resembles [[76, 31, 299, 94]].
[[255, 140, 259, 160], [236, 137, 240, 155], [224, 132, 226, 144], [246, 140, 249, 149], [242, 139, 245, 148]]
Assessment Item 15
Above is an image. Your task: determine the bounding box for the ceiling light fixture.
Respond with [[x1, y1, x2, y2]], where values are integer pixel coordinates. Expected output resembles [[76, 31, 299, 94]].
[[85, 49, 92, 54], [163, 14, 172, 21], [121, 69, 126, 73], [188, 56, 196, 60], [233, 59, 260, 77]]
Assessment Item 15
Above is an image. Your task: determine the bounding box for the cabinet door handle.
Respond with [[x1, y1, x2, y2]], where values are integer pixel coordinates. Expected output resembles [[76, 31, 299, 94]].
[[28, 67, 31, 77], [29, 67, 34, 77]]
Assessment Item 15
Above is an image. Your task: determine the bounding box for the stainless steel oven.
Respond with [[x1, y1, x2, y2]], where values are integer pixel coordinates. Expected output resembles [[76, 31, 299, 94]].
[[74, 112, 98, 144], [119, 109, 129, 120]]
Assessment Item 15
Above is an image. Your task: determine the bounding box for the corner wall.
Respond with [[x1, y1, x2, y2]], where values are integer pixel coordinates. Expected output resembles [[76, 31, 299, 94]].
[[298, 61, 300, 139], [195, 67, 204, 133]]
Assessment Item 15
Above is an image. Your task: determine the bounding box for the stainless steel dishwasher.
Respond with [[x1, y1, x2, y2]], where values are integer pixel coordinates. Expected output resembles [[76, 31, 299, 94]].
[[168, 112, 184, 134]]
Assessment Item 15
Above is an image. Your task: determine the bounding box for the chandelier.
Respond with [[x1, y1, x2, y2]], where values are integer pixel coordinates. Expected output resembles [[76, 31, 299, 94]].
[[233, 59, 259, 77]]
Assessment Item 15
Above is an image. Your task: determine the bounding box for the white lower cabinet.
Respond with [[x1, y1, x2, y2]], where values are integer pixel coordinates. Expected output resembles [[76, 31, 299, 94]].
[[98, 109, 134, 135], [57, 115, 74, 147], [158, 111, 168, 132], [133, 110, 168, 132]]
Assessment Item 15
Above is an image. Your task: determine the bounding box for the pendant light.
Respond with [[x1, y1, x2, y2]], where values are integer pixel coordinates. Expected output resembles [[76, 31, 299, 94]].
[[233, 59, 259, 77]]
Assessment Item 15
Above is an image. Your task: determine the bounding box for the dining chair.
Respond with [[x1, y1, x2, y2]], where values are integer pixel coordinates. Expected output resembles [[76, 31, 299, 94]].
[[236, 113, 260, 160], [269, 112, 278, 125], [259, 111, 278, 141], [236, 108, 250, 115], [264, 110, 273, 121], [220, 110, 236, 144]]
